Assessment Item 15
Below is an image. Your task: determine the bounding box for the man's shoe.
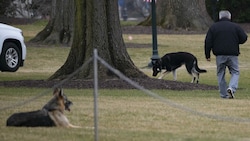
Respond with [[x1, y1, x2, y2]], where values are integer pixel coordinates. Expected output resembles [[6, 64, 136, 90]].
[[227, 88, 235, 99]]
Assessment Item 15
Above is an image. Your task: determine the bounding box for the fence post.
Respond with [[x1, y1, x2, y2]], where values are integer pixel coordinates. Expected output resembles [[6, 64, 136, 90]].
[[93, 49, 99, 141]]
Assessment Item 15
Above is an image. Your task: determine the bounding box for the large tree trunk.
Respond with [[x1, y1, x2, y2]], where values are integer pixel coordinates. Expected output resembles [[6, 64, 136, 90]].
[[49, 0, 146, 80], [139, 0, 213, 30], [29, 0, 74, 45]]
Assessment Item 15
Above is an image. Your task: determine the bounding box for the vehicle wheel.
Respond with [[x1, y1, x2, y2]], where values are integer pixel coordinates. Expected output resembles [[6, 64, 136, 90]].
[[0, 42, 21, 72]]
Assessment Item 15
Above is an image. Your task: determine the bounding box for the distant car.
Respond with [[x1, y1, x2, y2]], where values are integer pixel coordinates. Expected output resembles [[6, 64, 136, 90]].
[[0, 23, 26, 72]]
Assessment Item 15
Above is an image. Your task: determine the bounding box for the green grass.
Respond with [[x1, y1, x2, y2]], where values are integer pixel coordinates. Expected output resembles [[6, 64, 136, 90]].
[[0, 21, 250, 141], [2, 88, 250, 141], [14, 20, 48, 41]]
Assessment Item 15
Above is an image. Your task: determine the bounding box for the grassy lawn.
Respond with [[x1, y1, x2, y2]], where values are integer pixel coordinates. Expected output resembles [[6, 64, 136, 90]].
[[0, 21, 250, 141]]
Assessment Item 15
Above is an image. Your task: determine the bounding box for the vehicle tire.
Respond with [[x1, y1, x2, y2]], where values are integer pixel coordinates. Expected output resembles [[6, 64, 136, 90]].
[[0, 42, 21, 72]]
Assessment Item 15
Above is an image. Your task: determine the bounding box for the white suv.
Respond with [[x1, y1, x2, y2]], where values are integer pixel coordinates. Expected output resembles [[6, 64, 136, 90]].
[[0, 23, 26, 72]]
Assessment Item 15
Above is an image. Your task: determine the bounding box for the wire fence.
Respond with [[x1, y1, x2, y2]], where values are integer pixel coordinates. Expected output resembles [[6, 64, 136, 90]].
[[1, 49, 250, 141], [0, 57, 93, 111]]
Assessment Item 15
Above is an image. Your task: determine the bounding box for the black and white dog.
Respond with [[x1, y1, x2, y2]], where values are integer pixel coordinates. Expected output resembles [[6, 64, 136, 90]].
[[152, 52, 207, 83]]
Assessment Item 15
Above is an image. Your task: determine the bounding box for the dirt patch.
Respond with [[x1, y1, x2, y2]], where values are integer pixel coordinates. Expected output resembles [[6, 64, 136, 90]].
[[0, 78, 217, 90]]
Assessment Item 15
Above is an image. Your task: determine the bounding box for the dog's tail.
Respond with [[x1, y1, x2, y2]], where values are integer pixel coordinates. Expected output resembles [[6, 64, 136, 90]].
[[193, 60, 207, 73]]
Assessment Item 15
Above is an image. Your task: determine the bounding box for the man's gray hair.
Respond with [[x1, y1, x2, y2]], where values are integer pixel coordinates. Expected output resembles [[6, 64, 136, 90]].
[[219, 10, 231, 20]]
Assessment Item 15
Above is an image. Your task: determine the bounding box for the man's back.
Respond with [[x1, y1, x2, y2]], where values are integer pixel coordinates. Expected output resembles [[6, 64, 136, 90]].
[[205, 18, 247, 57]]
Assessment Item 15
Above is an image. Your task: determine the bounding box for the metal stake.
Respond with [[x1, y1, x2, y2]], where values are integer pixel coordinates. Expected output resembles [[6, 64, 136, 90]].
[[93, 49, 99, 141]]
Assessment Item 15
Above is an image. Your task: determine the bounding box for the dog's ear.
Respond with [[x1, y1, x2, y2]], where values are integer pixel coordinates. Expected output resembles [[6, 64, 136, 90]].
[[59, 89, 64, 97], [53, 88, 65, 99], [53, 88, 63, 96], [157, 59, 162, 64], [53, 88, 59, 95], [151, 59, 160, 66]]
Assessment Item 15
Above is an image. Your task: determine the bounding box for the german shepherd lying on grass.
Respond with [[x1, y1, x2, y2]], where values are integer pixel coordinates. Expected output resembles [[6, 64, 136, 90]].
[[6, 88, 80, 128], [152, 52, 207, 83]]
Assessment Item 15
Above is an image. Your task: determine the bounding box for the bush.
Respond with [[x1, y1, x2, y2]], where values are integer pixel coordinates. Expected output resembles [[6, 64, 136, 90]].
[[206, 0, 250, 22]]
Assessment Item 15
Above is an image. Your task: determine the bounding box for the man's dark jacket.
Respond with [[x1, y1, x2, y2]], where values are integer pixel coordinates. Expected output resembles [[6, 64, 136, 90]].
[[205, 18, 248, 59]]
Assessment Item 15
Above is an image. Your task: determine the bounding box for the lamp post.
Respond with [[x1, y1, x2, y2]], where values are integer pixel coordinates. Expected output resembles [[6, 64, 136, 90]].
[[149, 0, 160, 67]]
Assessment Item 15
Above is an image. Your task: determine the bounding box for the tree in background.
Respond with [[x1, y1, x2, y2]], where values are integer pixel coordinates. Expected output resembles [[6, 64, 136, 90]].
[[32, 0, 51, 19], [49, 0, 146, 80], [139, 0, 213, 30], [29, 0, 74, 45], [206, 0, 250, 22], [0, 0, 13, 16], [2, 0, 50, 18]]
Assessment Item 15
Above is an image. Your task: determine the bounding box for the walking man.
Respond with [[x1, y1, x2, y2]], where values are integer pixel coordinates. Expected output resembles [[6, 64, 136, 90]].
[[205, 10, 248, 99]]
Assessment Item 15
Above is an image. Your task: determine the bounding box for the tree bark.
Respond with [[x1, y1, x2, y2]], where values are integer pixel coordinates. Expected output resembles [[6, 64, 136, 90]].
[[139, 0, 213, 30], [49, 0, 147, 80], [29, 0, 74, 45]]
